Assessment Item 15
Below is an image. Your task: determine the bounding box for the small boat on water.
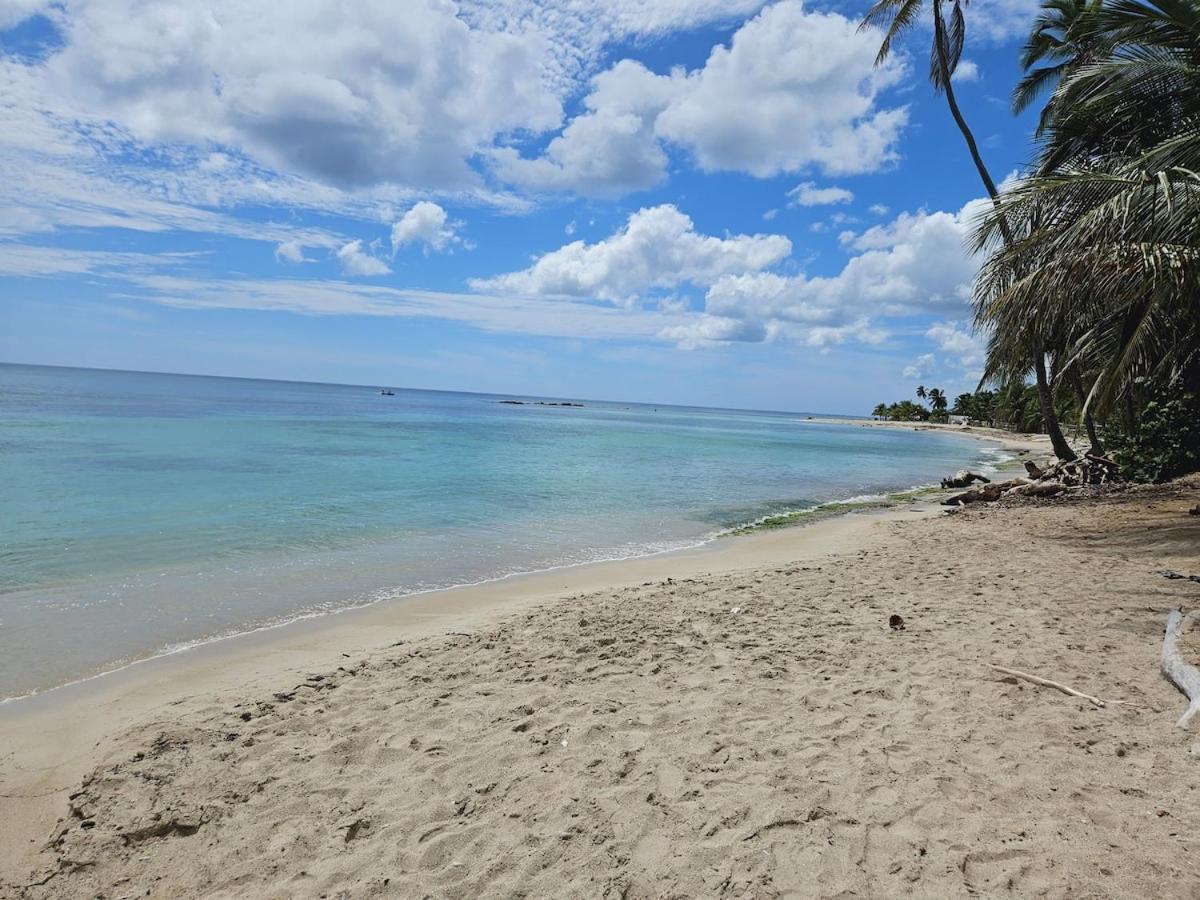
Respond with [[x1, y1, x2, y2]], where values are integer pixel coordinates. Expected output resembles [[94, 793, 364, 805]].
[[380, 389, 395, 396]]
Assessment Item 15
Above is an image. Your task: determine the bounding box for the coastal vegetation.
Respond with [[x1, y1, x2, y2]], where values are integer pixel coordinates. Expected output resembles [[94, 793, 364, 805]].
[[861, 0, 1200, 480]]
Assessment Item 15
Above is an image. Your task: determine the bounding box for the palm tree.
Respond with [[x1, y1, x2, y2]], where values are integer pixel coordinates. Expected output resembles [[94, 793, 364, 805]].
[[1012, 0, 1105, 122], [915, 384, 928, 402], [928, 387, 948, 413], [872, 402, 889, 419], [859, 0, 1078, 460], [973, 0, 1200, 430]]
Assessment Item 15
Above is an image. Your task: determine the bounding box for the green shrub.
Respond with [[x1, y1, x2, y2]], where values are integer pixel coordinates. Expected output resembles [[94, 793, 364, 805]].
[[1106, 392, 1200, 483]]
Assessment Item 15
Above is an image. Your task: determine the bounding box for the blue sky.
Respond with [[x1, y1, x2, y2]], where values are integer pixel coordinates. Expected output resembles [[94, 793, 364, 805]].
[[0, 0, 1047, 413]]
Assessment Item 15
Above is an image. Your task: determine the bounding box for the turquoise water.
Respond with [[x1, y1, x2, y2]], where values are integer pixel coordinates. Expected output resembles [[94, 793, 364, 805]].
[[0, 363, 1000, 698]]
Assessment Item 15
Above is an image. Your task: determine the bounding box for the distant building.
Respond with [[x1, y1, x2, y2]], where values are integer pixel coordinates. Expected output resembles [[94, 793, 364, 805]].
[[948, 414, 970, 425]]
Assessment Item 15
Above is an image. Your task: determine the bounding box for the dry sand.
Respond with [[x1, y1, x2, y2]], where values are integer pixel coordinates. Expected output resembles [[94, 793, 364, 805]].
[[3, 475, 1199, 898]]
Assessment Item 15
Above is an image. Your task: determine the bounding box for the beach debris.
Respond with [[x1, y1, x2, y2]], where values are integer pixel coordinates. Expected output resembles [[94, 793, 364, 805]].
[[889, 614, 905, 631], [941, 452, 1123, 507], [1161, 608, 1200, 729], [342, 818, 371, 843], [989, 664, 1107, 707], [943, 479, 1033, 505], [730, 606, 743, 615], [941, 470, 992, 489], [1190, 504, 1199, 517], [1009, 480, 1066, 499], [1159, 570, 1200, 584], [1034, 453, 1123, 487]]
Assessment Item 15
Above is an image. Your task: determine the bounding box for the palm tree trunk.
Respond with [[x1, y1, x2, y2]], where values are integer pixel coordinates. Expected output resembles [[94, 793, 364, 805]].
[[1070, 371, 1103, 455], [932, 0, 1076, 461], [1033, 349, 1077, 460]]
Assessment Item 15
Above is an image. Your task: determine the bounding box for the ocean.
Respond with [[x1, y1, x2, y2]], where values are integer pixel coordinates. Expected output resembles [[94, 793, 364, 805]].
[[0, 363, 1002, 699]]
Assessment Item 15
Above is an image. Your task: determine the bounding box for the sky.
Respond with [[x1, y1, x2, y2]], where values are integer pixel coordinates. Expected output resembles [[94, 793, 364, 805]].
[[0, 0, 1049, 414]]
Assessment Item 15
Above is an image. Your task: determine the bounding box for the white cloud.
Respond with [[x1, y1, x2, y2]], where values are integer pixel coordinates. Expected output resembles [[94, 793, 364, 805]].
[[0, 0, 772, 240], [391, 202, 461, 254], [490, 58, 678, 195], [471, 204, 791, 305], [120, 274, 691, 342], [788, 182, 854, 208], [336, 240, 390, 277], [274, 241, 305, 264], [657, 199, 983, 349], [969, 0, 1041, 42], [926, 320, 985, 367], [903, 353, 935, 379], [495, 2, 908, 194], [0, 0, 49, 29], [28, 0, 561, 192], [807, 317, 888, 348], [952, 60, 981, 83], [868, 203, 889, 216], [659, 314, 768, 349]]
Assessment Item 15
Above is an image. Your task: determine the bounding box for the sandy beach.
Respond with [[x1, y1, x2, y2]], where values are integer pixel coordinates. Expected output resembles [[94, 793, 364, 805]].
[[3, 457, 1199, 897]]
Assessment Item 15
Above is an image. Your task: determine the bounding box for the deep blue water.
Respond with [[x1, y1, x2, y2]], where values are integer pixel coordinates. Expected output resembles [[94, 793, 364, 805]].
[[0, 363, 1000, 698]]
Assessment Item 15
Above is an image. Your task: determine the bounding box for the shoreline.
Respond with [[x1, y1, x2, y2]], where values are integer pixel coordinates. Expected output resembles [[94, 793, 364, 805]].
[[5, 473, 1197, 896], [0, 425, 1048, 885], [2, 425, 1033, 707], [1, 494, 953, 876]]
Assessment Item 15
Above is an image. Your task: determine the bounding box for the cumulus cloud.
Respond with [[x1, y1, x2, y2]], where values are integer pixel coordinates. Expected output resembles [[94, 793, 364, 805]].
[[337, 240, 390, 276], [490, 58, 679, 195], [926, 320, 986, 367], [658, 314, 769, 350], [903, 353, 935, 379], [24, 1, 567, 192], [952, 59, 981, 83], [654, 199, 983, 349], [788, 182, 854, 208], [869, 203, 890, 216], [274, 241, 305, 264], [390, 202, 461, 254], [471, 204, 791, 305], [495, 2, 908, 194]]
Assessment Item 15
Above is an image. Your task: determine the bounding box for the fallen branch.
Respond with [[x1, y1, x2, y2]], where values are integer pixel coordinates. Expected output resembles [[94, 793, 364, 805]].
[[990, 664, 1107, 707], [1161, 609, 1200, 729], [941, 469, 992, 489]]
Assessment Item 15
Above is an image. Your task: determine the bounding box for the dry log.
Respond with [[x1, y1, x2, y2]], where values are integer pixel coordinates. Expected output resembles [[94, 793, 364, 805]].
[[990, 664, 1106, 707], [1010, 480, 1067, 498], [1023, 461, 1045, 479], [1161, 609, 1200, 729], [942, 484, 1005, 505], [941, 470, 992, 489]]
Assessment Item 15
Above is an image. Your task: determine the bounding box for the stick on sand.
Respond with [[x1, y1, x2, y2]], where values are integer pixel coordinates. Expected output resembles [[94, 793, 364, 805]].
[[990, 664, 1107, 707]]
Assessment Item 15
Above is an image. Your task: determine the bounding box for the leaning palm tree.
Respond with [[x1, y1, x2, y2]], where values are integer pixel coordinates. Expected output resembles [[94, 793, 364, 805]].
[[972, 0, 1200, 426], [859, 0, 1078, 460]]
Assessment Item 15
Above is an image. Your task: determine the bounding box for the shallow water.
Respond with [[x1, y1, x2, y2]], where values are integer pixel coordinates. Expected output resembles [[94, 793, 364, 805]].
[[0, 363, 1000, 697]]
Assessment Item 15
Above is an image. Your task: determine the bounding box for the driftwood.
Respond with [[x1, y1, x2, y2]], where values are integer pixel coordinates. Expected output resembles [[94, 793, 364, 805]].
[[941, 478, 1032, 506], [990, 664, 1107, 707], [941, 470, 992, 489], [1161, 609, 1200, 729], [1034, 454, 1123, 487], [938, 452, 1121, 506], [1010, 480, 1067, 498]]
